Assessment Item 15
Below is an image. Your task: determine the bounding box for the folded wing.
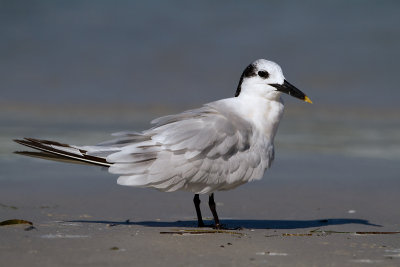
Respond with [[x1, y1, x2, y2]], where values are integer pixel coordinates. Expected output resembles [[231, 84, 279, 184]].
[[107, 103, 272, 194]]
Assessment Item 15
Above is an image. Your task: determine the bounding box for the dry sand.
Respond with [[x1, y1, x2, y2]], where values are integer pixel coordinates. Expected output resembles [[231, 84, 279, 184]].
[[1, 154, 399, 266]]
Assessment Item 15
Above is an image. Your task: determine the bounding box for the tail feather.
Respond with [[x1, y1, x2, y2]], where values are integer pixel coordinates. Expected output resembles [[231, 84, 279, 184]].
[[14, 151, 98, 166], [14, 138, 112, 167]]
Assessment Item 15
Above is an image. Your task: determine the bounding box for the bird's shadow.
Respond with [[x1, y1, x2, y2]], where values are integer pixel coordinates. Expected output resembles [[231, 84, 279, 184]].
[[68, 218, 381, 229]]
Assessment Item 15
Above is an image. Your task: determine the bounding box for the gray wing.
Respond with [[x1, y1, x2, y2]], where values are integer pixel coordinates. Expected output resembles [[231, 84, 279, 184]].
[[106, 102, 273, 194]]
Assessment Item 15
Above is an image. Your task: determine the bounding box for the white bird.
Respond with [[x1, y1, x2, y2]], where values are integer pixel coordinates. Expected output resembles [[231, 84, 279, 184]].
[[14, 59, 312, 229]]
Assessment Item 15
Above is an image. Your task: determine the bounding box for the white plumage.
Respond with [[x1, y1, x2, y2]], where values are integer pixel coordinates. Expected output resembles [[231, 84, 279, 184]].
[[105, 100, 279, 194], [15, 59, 311, 228], [85, 60, 287, 194]]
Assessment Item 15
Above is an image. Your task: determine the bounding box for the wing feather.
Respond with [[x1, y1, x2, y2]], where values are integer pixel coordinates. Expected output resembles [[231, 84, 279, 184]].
[[107, 101, 271, 193]]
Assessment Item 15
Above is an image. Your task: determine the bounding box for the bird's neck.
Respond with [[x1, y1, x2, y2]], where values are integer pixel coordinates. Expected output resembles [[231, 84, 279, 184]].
[[237, 94, 285, 140]]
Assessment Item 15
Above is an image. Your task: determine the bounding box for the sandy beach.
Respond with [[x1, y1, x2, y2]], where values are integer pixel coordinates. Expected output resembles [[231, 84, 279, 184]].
[[1, 152, 399, 266]]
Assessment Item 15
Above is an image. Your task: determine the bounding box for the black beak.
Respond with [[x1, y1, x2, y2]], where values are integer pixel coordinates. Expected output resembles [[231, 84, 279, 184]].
[[270, 80, 312, 103]]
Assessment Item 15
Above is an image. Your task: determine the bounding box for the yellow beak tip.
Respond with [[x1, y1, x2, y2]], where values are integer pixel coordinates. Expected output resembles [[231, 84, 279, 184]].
[[304, 96, 313, 104]]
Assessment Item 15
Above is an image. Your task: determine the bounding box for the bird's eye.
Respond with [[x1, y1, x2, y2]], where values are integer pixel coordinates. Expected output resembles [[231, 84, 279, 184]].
[[258, 71, 269, 78]]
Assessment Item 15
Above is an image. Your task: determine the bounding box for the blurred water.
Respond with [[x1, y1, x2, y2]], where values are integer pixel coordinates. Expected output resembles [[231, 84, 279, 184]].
[[1, 1, 399, 165]]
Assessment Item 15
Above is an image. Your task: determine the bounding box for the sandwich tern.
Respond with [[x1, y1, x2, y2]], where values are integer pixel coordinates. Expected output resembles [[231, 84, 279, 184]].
[[14, 59, 312, 229]]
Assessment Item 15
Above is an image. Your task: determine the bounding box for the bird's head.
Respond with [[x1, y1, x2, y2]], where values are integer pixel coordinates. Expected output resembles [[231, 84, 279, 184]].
[[235, 59, 312, 103]]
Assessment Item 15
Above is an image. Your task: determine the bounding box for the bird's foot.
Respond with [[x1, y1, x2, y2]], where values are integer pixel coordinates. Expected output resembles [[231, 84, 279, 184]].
[[213, 223, 229, 230], [214, 223, 223, 230], [197, 221, 221, 228]]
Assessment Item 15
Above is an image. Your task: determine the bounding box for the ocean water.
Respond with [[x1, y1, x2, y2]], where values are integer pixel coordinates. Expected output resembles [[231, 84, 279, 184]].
[[1, 1, 399, 182]]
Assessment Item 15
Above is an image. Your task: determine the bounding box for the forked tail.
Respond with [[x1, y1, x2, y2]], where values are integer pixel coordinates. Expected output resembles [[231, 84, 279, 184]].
[[14, 138, 112, 167]]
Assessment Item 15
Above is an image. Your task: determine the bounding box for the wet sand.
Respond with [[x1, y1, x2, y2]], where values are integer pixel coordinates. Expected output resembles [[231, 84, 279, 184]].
[[1, 154, 399, 266]]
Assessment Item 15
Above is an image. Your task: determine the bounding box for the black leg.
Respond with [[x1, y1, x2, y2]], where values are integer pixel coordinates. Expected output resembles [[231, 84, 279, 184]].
[[208, 193, 221, 229], [193, 194, 205, 227]]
